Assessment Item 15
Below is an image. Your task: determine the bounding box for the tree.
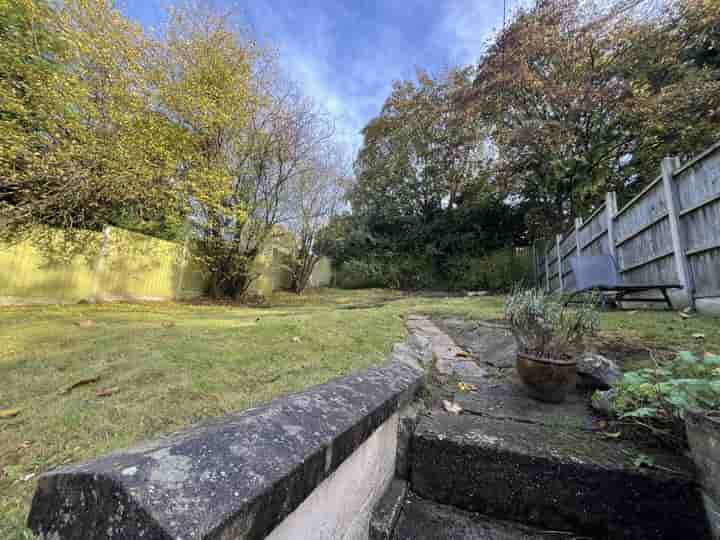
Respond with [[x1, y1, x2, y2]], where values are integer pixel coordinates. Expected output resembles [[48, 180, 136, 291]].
[[352, 69, 486, 224], [469, 0, 720, 237], [150, 5, 262, 299], [285, 148, 346, 293], [0, 0, 183, 250]]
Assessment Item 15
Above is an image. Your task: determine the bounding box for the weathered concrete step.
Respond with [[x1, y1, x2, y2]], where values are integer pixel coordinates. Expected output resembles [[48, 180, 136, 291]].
[[393, 492, 574, 540], [411, 411, 711, 539]]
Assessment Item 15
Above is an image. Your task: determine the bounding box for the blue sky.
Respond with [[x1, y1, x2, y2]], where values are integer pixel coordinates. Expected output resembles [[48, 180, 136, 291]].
[[123, 1, 511, 154]]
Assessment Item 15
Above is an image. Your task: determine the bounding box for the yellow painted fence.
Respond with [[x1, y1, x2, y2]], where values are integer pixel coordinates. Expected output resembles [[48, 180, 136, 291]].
[[0, 226, 332, 305]]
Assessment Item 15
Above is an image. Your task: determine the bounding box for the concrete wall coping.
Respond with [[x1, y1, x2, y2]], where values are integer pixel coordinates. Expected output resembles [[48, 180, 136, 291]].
[[28, 361, 424, 540]]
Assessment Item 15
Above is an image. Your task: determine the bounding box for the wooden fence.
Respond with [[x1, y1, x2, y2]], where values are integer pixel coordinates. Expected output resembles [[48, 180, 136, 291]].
[[0, 226, 333, 305], [534, 141, 720, 315]]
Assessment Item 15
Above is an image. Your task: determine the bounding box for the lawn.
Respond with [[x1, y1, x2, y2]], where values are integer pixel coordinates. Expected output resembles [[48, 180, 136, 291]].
[[1, 288, 717, 538]]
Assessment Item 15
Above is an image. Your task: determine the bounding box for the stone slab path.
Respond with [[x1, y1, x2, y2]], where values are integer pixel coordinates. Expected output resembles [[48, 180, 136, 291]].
[[380, 316, 711, 540]]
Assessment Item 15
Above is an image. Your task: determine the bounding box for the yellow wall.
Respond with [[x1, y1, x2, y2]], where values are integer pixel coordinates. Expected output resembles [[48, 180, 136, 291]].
[[0, 226, 332, 304]]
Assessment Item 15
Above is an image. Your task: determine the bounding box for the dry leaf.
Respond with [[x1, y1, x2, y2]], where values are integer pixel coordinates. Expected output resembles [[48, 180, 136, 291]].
[[76, 320, 96, 328], [693, 333, 706, 340], [96, 387, 119, 398], [442, 400, 463, 415], [61, 376, 100, 394], [0, 408, 20, 419]]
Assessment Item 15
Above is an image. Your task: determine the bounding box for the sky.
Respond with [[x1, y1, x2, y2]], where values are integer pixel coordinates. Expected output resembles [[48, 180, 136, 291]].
[[123, 1, 512, 155]]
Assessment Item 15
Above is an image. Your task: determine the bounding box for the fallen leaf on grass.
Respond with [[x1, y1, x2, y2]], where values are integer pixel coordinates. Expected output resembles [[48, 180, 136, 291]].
[[61, 376, 100, 394], [96, 387, 119, 398], [0, 408, 20, 419], [693, 333, 706, 340], [76, 319, 96, 328], [442, 400, 463, 415]]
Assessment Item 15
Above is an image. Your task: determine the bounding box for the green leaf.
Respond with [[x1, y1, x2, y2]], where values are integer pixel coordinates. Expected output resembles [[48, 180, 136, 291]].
[[620, 407, 659, 419]]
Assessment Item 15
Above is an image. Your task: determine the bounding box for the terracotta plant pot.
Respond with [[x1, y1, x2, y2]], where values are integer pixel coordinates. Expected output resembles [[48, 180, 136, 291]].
[[685, 409, 720, 538], [516, 351, 577, 404]]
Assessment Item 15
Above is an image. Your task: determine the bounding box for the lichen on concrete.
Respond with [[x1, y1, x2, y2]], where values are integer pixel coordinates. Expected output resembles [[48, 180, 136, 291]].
[[27, 361, 424, 540]]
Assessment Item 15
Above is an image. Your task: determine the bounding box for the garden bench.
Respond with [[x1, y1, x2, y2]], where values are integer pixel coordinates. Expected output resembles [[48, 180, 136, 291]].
[[568, 255, 682, 310]]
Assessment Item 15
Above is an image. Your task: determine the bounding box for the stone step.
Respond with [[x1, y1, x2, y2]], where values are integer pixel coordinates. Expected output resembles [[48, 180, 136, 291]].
[[393, 492, 575, 540], [410, 411, 711, 539]]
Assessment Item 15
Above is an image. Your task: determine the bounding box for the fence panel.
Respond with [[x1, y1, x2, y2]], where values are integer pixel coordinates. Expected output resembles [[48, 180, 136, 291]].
[[533, 140, 720, 314], [560, 232, 577, 291], [578, 206, 608, 257], [676, 144, 720, 299], [0, 225, 330, 304]]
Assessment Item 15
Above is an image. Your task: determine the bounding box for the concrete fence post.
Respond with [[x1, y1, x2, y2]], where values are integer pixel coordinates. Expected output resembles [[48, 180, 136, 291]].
[[574, 218, 583, 256], [556, 234, 564, 292], [661, 156, 695, 308], [91, 226, 111, 302], [606, 192, 618, 261]]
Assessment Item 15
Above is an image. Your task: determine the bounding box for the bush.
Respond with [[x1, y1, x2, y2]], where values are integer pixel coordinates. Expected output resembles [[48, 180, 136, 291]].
[[446, 249, 533, 292], [607, 351, 720, 446], [335, 255, 438, 290], [335, 259, 388, 289]]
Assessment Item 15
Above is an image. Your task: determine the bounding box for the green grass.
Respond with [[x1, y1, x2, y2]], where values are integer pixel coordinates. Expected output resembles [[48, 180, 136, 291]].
[[0, 288, 717, 537]]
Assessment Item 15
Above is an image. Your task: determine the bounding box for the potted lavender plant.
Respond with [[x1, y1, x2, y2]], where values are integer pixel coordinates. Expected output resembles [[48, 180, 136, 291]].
[[505, 288, 599, 403]]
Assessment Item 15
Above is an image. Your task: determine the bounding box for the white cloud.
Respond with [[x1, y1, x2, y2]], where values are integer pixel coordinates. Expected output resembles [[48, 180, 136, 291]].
[[433, 0, 505, 67]]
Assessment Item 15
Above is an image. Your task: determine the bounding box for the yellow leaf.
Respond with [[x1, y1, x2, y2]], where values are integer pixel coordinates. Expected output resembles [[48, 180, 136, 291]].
[[0, 408, 20, 419]]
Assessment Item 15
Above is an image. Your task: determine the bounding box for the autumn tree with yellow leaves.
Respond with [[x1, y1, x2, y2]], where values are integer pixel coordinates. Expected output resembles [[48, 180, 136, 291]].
[[0, 0, 343, 299]]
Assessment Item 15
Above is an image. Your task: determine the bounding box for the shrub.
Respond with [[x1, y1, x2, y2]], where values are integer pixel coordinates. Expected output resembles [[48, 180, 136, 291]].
[[335, 259, 387, 289], [447, 249, 533, 292], [504, 288, 599, 358], [608, 351, 720, 442], [335, 255, 438, 290]]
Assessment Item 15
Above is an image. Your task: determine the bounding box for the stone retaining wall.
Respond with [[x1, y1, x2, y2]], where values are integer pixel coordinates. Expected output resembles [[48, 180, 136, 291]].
[[27, 361, 424, 540]]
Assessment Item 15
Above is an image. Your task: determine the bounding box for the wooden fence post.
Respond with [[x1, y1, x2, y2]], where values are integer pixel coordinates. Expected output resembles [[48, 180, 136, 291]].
[[556, 234, 564, 292], [91, 226, 111, 302], [661, 157, 695, 308], [606, 192, 618, 260], [574, 218, 583, 256]]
